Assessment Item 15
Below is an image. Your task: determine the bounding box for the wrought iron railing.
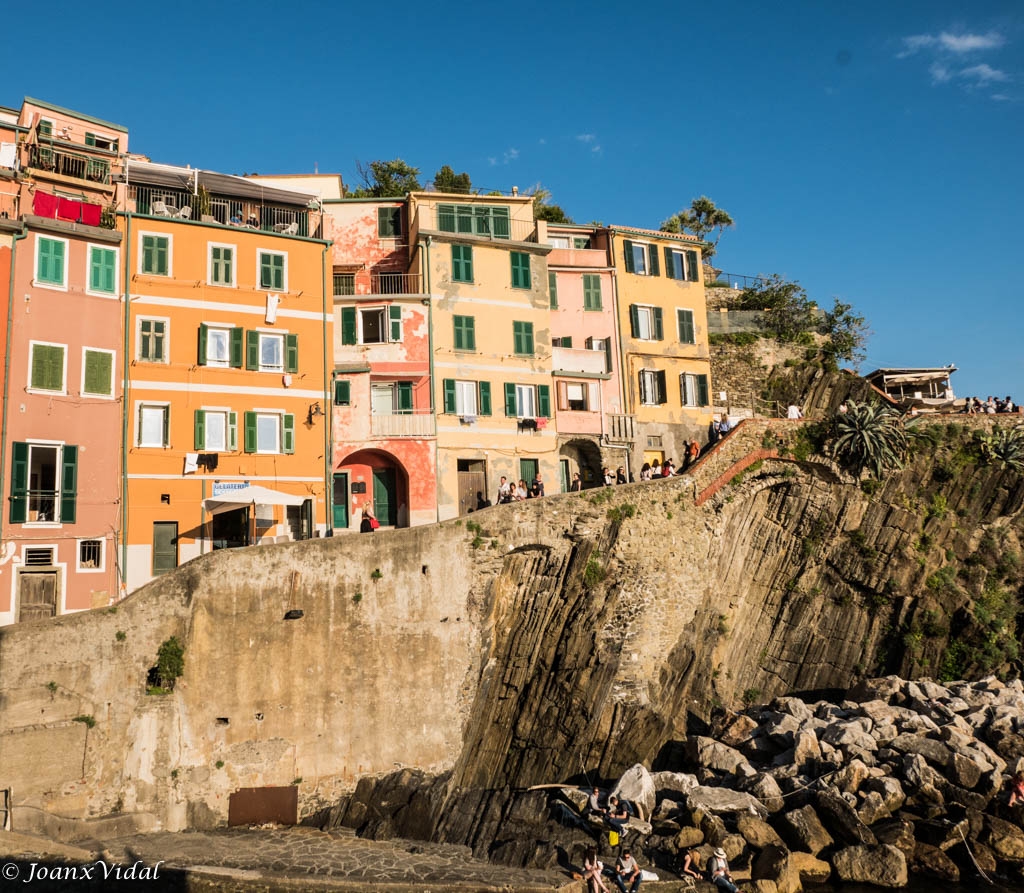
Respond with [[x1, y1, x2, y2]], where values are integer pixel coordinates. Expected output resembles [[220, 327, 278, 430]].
[[26, 489, 60, 523], [28, 143, 110, 184], [370, 271, 423, 294], [709, 272, 769, 291], [414, 205, 537, 243]]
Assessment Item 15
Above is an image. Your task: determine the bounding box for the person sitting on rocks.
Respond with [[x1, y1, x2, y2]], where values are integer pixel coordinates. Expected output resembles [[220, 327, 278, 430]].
[[681, 848, 701, 880], [604, 796, 629, 836], [1008, 771, 1024, 807], [586, 787, 606, 818], [613, 847, 642, 893], [583, 845, 609, 893], [707, 847, 738, 893]]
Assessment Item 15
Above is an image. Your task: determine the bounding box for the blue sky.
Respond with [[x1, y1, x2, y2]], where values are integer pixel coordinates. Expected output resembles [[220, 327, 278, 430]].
[[9, 0, 1023, 399]]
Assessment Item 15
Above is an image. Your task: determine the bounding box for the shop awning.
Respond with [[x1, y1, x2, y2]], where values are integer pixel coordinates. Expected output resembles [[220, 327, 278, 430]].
[[202, 485, 307, 516]]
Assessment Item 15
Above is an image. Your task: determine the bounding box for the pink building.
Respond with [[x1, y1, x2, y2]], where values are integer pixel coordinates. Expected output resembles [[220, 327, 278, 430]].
[[546, 225, 632, 488], [0, 98, 127, 624], [323, 198, 436, 529]]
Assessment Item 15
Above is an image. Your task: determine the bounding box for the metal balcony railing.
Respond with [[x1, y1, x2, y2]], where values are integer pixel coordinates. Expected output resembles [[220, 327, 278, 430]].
[[370, 271, 423, 295], [414, 205, 537, 243], [26, 490, 61, 523], [370, 411, 436, 438], [28, 143, 110, 184]]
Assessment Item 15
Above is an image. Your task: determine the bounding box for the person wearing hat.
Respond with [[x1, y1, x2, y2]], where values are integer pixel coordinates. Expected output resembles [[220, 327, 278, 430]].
[[707, 847, 738, 892], [613, 847, 642, 893]]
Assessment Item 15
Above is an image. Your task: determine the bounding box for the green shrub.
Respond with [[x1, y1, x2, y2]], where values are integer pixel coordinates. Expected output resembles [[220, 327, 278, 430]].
[[829, 402, 908, 478], [926, 493, 949, 522], [73, 714, 96, 729], [583, 556, 606, 588], [154, 637, 185, 691]]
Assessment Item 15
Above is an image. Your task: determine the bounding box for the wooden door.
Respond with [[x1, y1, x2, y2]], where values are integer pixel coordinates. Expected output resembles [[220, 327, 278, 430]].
[[18, 572, 57, 621], [373, 468, 397, 527]]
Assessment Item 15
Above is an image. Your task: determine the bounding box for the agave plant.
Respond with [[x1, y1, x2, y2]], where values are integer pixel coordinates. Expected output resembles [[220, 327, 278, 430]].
[[975, 425, 1024, 472], [829, 401, 908, 478]]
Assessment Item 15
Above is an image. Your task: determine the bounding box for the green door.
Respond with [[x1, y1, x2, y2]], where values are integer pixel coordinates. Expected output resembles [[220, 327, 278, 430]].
[[559, 459, 570, 493], [153, 522, 178, 575], [373, 468, 398, 527], [519, 458, 538, 487], [332, 473, 349, 531]]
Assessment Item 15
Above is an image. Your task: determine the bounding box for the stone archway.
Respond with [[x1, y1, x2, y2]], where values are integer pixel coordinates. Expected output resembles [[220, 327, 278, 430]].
[[558, 438, 604, 490], [337, 448, 411, 529]]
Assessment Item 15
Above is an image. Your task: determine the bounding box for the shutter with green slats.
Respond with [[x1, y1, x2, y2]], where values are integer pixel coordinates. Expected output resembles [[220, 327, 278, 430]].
[[162, 406, 170, 445], [437, 204, 456, 232], [60, 445, 78, 524], [656, 370, 667, 404], [504, 382, 517, 416], [454, 315, 475, 351], [648, 243, 660, 276], [31, 344, 64, 391], [538, 384, 551, 418], [511, 252, 530, 289], [283, 414, 295, 453], [90, 247, 115, 293], [245, 330, 259, 370], [443, 379, 456, 414], [548, 272, 558, 308], [604, 338, 614, 374], [397, 382, 413, 413], [341, 307, 357, 345], [260, 253, 284, 289], [378, 207, 401, 238], [198, 324, 208, 365], [285, 333, 299, 373], [638, 371, 649, 405], [228, 412, 238, 450], [478, 381, 491, 416], [559, 336, 572, 348], [623, 239, 635, 273], [678, 309, 695, 344], [194, 410, 206, 449], [686, 250, 700, 282], [83, 350, 112, 395], [9, 442, 28, 523], [629, 304, 641, 338], [37, 238, 65, 285], [664, 246, 677, 280], [244, 411, 257, 452], [697, 374, 709, 406], [334, 379, 351, 405], [230, 327, 244, 367], [389, 305, 403, 341], [583, 274, 601, 310], [653, 307, 664, 340], [491, 207, 510, 238]]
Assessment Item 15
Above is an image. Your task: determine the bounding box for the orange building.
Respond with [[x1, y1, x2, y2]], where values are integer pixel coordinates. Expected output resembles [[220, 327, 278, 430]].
[[119, 161, 330, 592]]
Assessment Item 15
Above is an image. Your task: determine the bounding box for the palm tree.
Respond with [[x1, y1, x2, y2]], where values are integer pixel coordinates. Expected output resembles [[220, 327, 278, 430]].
[[829, 402, 907, 478], [661, 196, 734, 260]]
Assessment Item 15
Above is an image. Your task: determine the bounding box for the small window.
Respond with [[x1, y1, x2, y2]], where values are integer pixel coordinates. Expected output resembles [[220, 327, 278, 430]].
[[378, 207, 402, 238], [639, 369, 667, 405], [141, 234, 170, 276], [511, 252, 531, 289], [585, 336, 613, 374], [583, 274, 602, 310], [552, 336, 572, 348], [451, 244, 473, 283], [29, 342, 66, 392], [88, 246, 117, 294], [573, 236, 592, 249], [516, 384, 537, 418], [559, 381, 590, 411], [548, 236, 570, 249], [680, 372, 710, 407], [453, 315, 476, 351], [455, 380, 478, 416], [371, 382, 414, 415], [259, 333, 284, 371], [153, 522, 178, 576], [138, 319, 167, 363], [78, 538, 104, 571], [204, 326, 233, 367], [629, 305, 664, 341], [194, 409, 236, 451], [259, 251, 286, 290], [138, 404, 170, 447], [677, 308, 696, 344], [209, 245, 235, 286], [360, 308, 386, 344], [442, 379, 491, 416], [9, 442, 77, 525], [629, 242, 648, 275], [333, 379, 352, 406], [664, 247, 701, 283], [623, 239, 659, 277], [512, 321, 534, 356], [82, 348, 114, 397], [244, 411, 295, 454], [549, 272, 558, 308], [36, 236, 67, 287], [333, 272, 355, 296]]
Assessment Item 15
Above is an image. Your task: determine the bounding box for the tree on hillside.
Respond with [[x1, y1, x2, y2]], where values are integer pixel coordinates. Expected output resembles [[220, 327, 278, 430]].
[[348, 159, 422, 197], [819, 298, 868, 369], [526, 184, 573, 223], [736, 274, 815, 340], [432, 165, 473, 194], [661, 196, 734, 260]]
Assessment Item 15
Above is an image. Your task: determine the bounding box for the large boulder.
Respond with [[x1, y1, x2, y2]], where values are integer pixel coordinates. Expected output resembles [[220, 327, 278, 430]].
[[792, 731, 821, 769], [751, 844, 802, 893], [890, 733, 954, 770], [788, 851, 831, 883], [815, 786, 877, 846], [763, 712, 802, 748], [714, 712, 760, 747], [777, 805, 834, 855], [650, 771, 699, 800], [832, 844, 908, 887], [737, 813, 784, 849], [674, 826, 705, 849], [982, 814, 1024, 862], [855, 791, 891, 826], [611, 764, 657, 819], [862, 776, 906, 812], [686, 785, 768, 819], [873, 817, 917, 856], [913, 843, 960, 882], [741, 773, 785, 813], [688, 737, 747, 774], [832, 758, 870, 795]]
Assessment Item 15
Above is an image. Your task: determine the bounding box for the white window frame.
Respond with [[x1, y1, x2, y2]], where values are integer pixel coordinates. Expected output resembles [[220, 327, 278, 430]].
[[371, 383, 398, 416], [34, 234, 69, 291], [639, 369, 665, 406], [630, 241, 650, 275], [80, 346, 116, 398], [634, 305, 656, 341], [516, 384, 537, 419], [23, 440, 65, 526], [666, 248, 692, 281], [257, 248, 288, 292], [203, 325, 233, 368], [680, 373, 705, 407], [76, 537, 105, 573], [564, 381, 590, 411], [455, 380, 478, 416], [136, 402, 170, 448], [85, 244, 119, 297], [258, 331, 285, 372], [27, 340, 68, 395], [137, 230, 173, 278], [358, 306, 388, 345], [137, 316, 170, 364], [255, 411, 282, 454], [207, 242, 237, 288], [202, 407, 230, 451], [548, 235, 571, 248]]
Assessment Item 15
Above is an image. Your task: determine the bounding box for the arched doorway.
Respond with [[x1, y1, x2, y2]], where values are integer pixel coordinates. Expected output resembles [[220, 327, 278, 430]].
[[559, 438, 604, 490], [336, 449, 410, 530]]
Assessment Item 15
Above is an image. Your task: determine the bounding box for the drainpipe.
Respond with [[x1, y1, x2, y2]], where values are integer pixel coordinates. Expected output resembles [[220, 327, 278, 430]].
[[419, 235, 439, 523], [322, 244, 332, 534], [120, 211, 131, 594], [607, 231, 634, 472], [0, 224, 28, 547]]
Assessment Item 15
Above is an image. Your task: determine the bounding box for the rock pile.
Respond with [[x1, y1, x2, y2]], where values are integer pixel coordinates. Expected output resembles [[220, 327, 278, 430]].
[[561, 675, 1024, 889]]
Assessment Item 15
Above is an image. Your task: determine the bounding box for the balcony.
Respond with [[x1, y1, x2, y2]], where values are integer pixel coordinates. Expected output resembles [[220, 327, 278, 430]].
[[547, 247, 608, 268], [413, 205, 537, 244], [552, 347, 608, 376], [28, 143, 111, 185], [370, 410, 436, 438], [370, 271, 423, 295], [606, 413, 636, 443], [0, 192, 17, 221]]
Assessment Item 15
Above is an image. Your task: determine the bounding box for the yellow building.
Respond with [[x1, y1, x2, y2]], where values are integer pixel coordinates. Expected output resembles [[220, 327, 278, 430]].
[[120, 162, 330, 591], [609, 226, 713, 468], [408, 193, 558, 516]]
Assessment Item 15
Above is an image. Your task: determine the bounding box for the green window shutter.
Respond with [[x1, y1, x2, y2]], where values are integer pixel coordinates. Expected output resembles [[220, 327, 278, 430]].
[[478, 381, 491, 416], [245, 330, 259, 370], [686, 250, 700, 282], [260, 253, 272, 288], [157, 237, 168, 275], [622, 239, 635, 273], [85, 132, 96, 146], [463, 245, 473, 282], [538, 384, 551, 418], [656, 370, 667, 404], [664, 246, 676, 280], [697, 374, 709, 406], [141, 236, 154, 274], [678, 309, 695, 344], [31, 344, 63, 391], [559, 336, 573, 348], [9, 442, 28, 523], [334, 379, 351, 405], [504, 382, 517, 416], [244, 412, 257, 452], [228, 412, 238, 450], [60, 445, 78, 524], [604, 338, 614, 374], [285, 333, 299, 373], [443, 379, 456, 414], [194, 409, 205, 449], [653, 307, 664, 340], [524, 322, 534, 355], [437, 204, 456, 232], [283, 414, 295, 453], [162, 406, 170, 445], [230, 327, 244, 367], [397, 381, 413, 412], [583, 274, 601, 310], [648, 243, 660, 276], [198, 323, 208, 365], [513, 321, 524, 355], [84, 350, 112, 395], [341, 306, 357, 345], [511, 252, 530, 289], [378, 207, 401, 238], [452, 245, 473, 282], [491, 207, 510, 238], [549, 271, 558, 308], [142, 236, 168, 275], [629, 304, 640, 338], [389, 305, 403, 341], [454, 315, 475, 351], [37, 238, 65, 285], [90, 247, 115, 292]]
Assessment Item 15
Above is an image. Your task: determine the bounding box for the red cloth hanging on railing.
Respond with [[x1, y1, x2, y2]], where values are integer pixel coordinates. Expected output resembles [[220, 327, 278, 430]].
[[57, 198, 82, 222], [32, 191, 59, 218], [79, 202, 101, 226]]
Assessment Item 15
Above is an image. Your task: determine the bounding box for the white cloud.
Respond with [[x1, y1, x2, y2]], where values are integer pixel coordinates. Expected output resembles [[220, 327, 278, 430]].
[[502, 148, 519, 164], [591, 144, 602, 153], [487, 157, 497, 167], [991, 93, 1012, 102], [900, 30, 1004, 57], [960, 63, 1009, 83], [930, 63, 952, 83], [576, 133, 597, 144], [538, 138, 546, 145]]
